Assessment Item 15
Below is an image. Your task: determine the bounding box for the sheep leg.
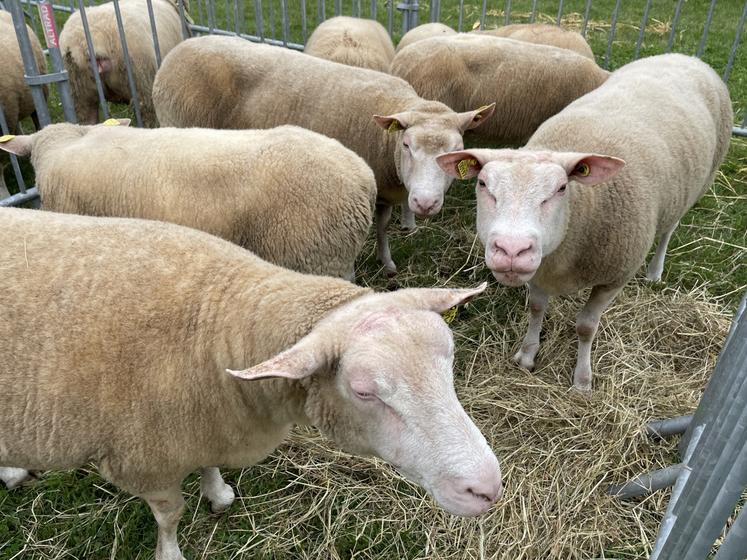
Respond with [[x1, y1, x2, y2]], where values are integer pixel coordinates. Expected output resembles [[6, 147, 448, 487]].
[[143, 486, 187, 560], [375, 203, 396, 275], [512, 284, 549, 370], [573, 285, 622, 392], [200, 467, 235, 513], [646, 222, 678, 283], [0, 467, 34, 489], [400, 203, 416, 231]]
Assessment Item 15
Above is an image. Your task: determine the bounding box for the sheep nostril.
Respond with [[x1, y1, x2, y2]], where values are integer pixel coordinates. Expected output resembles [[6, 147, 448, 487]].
[[466, 487, 494, 503]]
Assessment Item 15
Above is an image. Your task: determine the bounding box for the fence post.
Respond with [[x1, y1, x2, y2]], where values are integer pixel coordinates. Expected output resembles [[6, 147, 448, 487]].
[[36, 0, 78, 122], [398, 0, 418, 34]]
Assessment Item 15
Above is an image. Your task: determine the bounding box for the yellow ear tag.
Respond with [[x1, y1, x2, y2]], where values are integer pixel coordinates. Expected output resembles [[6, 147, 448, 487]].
[[102, 118, 121, 126], [575, 162, 590, 176], [457, 158, 477, 180], [388, 120, 403, 133], [441, 307, 458, 324], [0, 134, 16, 143], [472, 20, 481, 30]]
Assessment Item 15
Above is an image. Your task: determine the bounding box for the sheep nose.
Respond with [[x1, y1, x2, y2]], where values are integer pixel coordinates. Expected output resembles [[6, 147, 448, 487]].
[[491, 237, 534, 259], [411, 195, 441, 217]]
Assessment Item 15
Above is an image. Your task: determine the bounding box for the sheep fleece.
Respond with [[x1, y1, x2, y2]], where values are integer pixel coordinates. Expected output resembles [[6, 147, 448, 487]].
[[305, 16, 395, 72]]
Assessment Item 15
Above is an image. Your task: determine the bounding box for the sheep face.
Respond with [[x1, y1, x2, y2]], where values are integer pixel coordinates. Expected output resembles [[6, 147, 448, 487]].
[[437, 149, 625, 286], [228, 285, 502, 517], [373, 103, 495, 218]]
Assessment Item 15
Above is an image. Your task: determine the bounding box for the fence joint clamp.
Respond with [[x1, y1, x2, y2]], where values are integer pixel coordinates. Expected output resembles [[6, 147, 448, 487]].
[[24, 71, 70, 86]]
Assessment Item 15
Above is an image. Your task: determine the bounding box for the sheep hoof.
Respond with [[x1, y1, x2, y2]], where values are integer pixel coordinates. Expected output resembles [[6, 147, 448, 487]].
[[400, 222, 417, 232], [645, 271, 663, 283], [382, 261, 397, 277], [512, 349, 536, 371], [209, 483, 235, 514], [572, 383, 592, 395]]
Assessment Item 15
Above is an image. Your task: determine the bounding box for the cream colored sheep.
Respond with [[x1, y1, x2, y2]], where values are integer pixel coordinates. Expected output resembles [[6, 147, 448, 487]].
[[0, 207, 502, 560], [0, 11, 46, 199], [305, 16, 395, 73], [436, 54, 732, 391], [152, 35, 494, 275], [59, 0, 187, 127], [395, 22, 456, 53], [476, 23, 595, 60], [0, 122, 375, 280], [391, 34, 608, 146]]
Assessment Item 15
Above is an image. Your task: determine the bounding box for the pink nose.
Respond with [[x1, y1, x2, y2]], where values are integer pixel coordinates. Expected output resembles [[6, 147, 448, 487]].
[[490, 237, 536, 273], [411, 195, 441, 217], [461, 477, 503, 505]]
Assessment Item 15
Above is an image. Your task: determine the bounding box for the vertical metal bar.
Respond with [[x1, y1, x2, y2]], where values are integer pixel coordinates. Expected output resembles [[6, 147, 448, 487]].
[[269, 0, 275, 39], [581, 0, 592, 38], [457, 0, 463, 32], [742, 111, 747, 128], [224, 0, 231, 31], [254, 0, 264, 41], [333, 0, 339, 17], [145, 0, 162, 67], [369, 0, 375, 20], [207, 0, 215, 33], [530, 0, 537, 23], [280, 0, 288, 46], [195, 0, 204, 26], [387, 0, 392, 35], [301, 0, 307, 43], [556, 0, 564, 25], [352, 0, 358, 17], [233, 0, 240, 34], [24, 0, 41, 37], [38, 0, 77, 123], [77, 0, 110, 120], [634, 0, 653, 60], [480, 0, 486, 30], [317, 0, 324, 24], [112, 0, 143, 126], [429, 0, 438, 22], [177, 0, 190, 40], [604, 0, 621, 70], [504, 0, 510, 25], [714, 504, 747, 560], [0, 103, 27, 195], [697, 0, 718, 58], [666, 0, 685, 53], [722, 1, 747, 82], [8, 0, 51, 127]]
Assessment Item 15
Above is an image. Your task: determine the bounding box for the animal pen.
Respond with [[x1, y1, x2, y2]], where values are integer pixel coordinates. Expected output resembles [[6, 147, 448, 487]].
[[1, 0, 746, 558]]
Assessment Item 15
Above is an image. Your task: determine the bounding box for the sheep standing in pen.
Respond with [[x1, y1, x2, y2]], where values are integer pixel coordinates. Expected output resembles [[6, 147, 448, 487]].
[[436, 54, 732, 391], [152, 35, 495, 275], [0, 208, 502, 560], [0, 122, 375, 280], [475, 23, 595, 60], [0, 11, 47, 199], [395, 22, 456, 52], [59, 0, 187, 127], [391, 34, 608, 146], [305, 16, 395, 73]]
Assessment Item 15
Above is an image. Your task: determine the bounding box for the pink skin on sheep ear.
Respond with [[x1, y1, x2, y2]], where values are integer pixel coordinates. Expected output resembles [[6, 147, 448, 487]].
[[0, 135, 32, 157], [456, 103, 496, 132], [226, 331, 327, 381], [552, 152, 626, 185], [436, 150, 486, 180]]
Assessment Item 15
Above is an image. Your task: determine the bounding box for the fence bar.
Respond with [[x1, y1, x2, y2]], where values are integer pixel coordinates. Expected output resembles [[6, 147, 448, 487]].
[[8, 0, 51, 127], [603, 0, 621, 69], [254, 0, 264, 40], [529, 0, 537, 23], [223, 0, 230, 31], [301, 0, 307, 42], [207, 0, 215, 33], [556, 0, 564, 25], [503, 0, 510, 25], [666, 0, 685, 53], [333, 0, 339, 17], [714, 503, 747, 560], [479, 0, 486, 31], [233, 0, 240, 34], [24, 0, 41, 36], [268, 0, 275, 39], [186, 24, 305, 50], [723, 1, 747, 82], [608, 464, 683, 500], [77, 0, 111, 120], [177, 0, 190, 40], [0, 187, 40, 207], [580, 0, 591, 38], [145, 0, 162, 67], [280, 0, 289, 45], [634, 0, 653, 60], [429, 0, 438, 23], [195, 0, 203, 26], [457, 0, 463, 32], [696, 0, 718, 58], [387, 0, 392, 35], [0, 103, 27, 196], [38, 0, 77, 122], [112, 0, 142, 126], [352, 0, 358, 18], [317, 0, 324, 24], [647, 415, 692, 439]]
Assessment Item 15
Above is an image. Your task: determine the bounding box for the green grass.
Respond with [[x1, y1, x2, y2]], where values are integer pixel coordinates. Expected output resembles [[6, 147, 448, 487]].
[[2, 1, 746, 558]]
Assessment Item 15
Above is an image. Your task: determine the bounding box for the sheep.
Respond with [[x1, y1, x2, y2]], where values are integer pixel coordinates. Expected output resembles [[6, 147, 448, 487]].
[[0, 121, 375, 280], [0, 11, 46, 199], [395, 22, 456, 53], [0, 207, 502, 560], [152, 35, 495, 275], [305, 16, 396, 73], [391, 34, 608, 146], [475, 23, 595, 60], [436, 54, 732, 392], [59, 0, 188, 127]]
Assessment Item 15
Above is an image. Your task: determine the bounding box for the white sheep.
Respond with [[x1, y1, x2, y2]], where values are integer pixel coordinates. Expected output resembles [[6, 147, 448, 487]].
[[152, 35, 495, 275], [305, 16, 395, 73], [0, 207, 502, 560], [59, 0, 187, 127], [395, 22, 456, 52], [436, 54, 732, 391], [476, 23, 595, 60], [391, 33, 608, 146], [0, 122, 375, 280], [0, 11, 46, 199]]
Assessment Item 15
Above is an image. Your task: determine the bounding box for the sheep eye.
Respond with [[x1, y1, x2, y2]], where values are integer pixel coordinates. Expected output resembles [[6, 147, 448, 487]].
[[403, 141, 410, 150], [558, 184, 567, 194], [354, 389, 377, 401], [477, 179, 486, 188]]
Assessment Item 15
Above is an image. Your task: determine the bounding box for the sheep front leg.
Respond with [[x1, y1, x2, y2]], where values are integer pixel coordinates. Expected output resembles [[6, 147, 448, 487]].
[[573, 285, 622, 392], [200, 467, 235, 513], [513, 284, 549, 370], [646, 222, 678, 282], [375, 203, 396, 275], [400, 203, 416, 231], [143, 486, 187, 560]]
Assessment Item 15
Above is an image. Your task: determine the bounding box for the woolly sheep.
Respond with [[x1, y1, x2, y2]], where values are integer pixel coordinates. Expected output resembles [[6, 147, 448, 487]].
[[59, 0, 187, 127], [0, 122, 375, 280], [152, 35, 495, 274], [0, 207, 502, 560], [436, 54, 732, 391], [476, 23, 595, 60], [395, 22, 456, 52], [391, 34, 608, 146], [0, 11, 46, 199], [305, 16, 395, 73]]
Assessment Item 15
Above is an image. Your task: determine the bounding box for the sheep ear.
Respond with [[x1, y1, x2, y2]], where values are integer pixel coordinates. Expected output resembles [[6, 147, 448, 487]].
[[373, 113, 410, 132], [226, 332, 330, 381], [457, 103, 496, 131], [437, 150, 484, 180], [0, 134, 32, 157], [394, 283, 488, 313], [557, 152, 625, 185]]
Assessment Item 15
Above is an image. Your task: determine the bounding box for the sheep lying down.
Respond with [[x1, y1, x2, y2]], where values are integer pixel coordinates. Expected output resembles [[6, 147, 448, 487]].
[[0, 208, 502, 560]]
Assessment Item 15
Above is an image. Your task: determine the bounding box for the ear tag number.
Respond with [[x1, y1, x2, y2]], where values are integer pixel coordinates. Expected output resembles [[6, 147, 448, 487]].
[[0, 135, 16, 143], [575, 162, 590, 176], [457, 158, 477, 180]]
